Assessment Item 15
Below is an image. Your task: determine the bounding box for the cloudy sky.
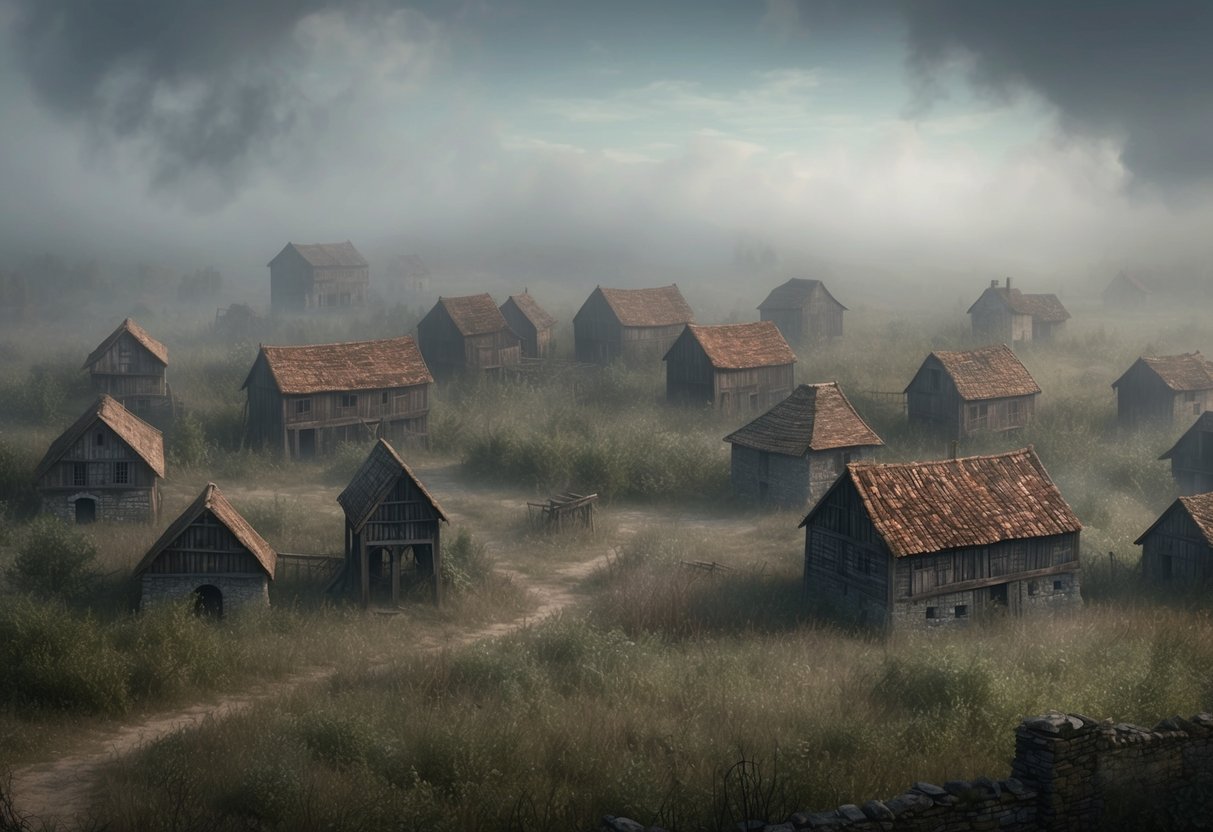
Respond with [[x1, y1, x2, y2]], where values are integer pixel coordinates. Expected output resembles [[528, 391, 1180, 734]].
[[2, 1, 1212, 287]]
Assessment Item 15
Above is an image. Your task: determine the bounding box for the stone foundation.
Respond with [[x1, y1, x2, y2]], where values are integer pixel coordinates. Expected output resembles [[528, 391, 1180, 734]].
[[140, 574, 269, 613], [42, 488, 155, 524]]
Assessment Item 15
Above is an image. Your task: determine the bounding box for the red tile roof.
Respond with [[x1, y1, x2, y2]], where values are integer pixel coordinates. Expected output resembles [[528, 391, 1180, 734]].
[[83, 318, 168, 369], [34, 395, 165, 481], [673, 321, 796, 370], [501, 292, 557, 331], [1135, 492, 1213, 548], [134, 483, 276, 577], [724, 382, 884, 456], [909, 344, 1041, 401], [756, 278, 847, 311], [246, 336, 432, 395], [1114, 353, 1213, 393], [595, 285, 694, 327], [435, 294, 515, 337]]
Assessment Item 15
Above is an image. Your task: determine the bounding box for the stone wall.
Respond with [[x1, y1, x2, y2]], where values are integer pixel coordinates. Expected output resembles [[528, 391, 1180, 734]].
[[887, 572, 1082, 632], [140, 574, 269, 613], [42, 488, 154, 524], [603, 711, 1213, 832]]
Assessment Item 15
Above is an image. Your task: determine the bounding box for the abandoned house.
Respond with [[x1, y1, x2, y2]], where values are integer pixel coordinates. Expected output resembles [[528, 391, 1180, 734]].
[[573, 284, 694, 365], [268, 240, 369, 312], [243, 335, 433, 458], [83, 318, 171, 422], [34, 394, 164, 524], [757, 278, 846, 344], [416, 293, 522, 380], [967, 278, 1070, 343], [799, 447, 1083, 630], [499, 292, 557, 359], [724, 382, 884, 508], [337, 439, 448, 607], [133, 482, 276, 615], [905, 344, 1041, 438], [1112, 353, 1213, 429], [1103, 272, 1152, 309], [663, 321, 796, 412], [1160, 411, 1213, 495], [1135, 492, 1213, 589]]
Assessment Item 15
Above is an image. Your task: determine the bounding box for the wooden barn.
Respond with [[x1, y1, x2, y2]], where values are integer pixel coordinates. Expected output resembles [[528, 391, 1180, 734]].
[[133, 482, 276, 615], [416, 293, 522, 380], [34, 395, 164, 525], [724, 382, 884, 508], [337, 439, 448, 608], [268, 241, 369, 312], [243, 336, 433, 459], [499, 292, 556, 359], [905, 344, 1040, 438], [968, 278, 1070, 343], [800, 447, 1083, 630], [663, 321, 795, 412], [1135, 492, 1213, 589], [757, 278, 846, 344], [1160, 411, 1213, 495], [573, 284, 694, 365], [83, 318, 171, 422], [1112, 353, 1213, 428], [1103, 272, 1152, 309]]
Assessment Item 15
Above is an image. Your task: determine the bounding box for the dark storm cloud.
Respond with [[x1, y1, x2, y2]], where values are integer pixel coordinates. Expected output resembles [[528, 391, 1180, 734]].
[[897, 1, 1213, 190]]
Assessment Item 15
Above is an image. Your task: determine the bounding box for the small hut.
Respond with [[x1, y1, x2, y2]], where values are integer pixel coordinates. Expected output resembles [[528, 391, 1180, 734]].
[[1112, 353, 1213, 428], [968, 278, 1070, 343], [757, 278, 846, 344], [133, 482, 276, 615], [573, 285, 694, 365], [904, 344, 1040, 438], [663, 321, 796, 412], [724, 382, 884, 508], [337, 439, 448, 608], [800, 448, 1083, 630], [83, 318, 170, 421], [416, 294, 522, 380], [268, 241, 369, 311], [1160, 411, 1213, 495], [1135, 492, 1213, 588], [499, 292, 557, 359], [34, 395, 164, 524], [1103, 273, 1151, 309]]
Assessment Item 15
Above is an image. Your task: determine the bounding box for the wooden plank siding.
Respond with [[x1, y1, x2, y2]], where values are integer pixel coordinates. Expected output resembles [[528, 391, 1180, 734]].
[[36, 421, 158, 490], [905, 356, 1035, 437], [1140, 506, 1213, 586], [88, 330, 166, 398], [417, 304, 521, 380], [664, 329, 794, 413], [1166, 419, 1213, 495], [499, 301, 553, 359], [970, 291, 1034, 344], [142, 513, 265, 575], [574, 291, 686, 365], [1116, 363, 1213, 428], [269, 246, 369, 311]]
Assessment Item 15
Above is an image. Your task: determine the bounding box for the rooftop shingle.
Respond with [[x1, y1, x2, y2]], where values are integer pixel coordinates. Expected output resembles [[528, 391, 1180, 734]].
[[245, 336, 432, 395], [595, 285, 693, 327], [724, 382, 883, 456], [133, 483, 276, 577], [672, 321, 796, 370], [34, 395, 165, 481], [910, 344, 1041, 402]]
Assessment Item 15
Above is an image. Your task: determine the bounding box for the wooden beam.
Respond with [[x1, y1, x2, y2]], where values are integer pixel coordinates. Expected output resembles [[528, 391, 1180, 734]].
[[391, 547, 401, 607], [432, 526, 442, 608], [359, 538, 369, 610], [905, 561, 1080, 602]]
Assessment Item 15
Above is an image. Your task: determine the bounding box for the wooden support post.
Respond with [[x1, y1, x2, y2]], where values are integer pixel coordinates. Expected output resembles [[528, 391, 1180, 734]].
[[432, 526, 443, 608], [391, 547, 401, 607], [359, 538, 369, 610]]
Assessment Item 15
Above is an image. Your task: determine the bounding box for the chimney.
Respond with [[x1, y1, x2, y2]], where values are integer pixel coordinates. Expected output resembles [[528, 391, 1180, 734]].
[[1005, 276, 1012, 290], [990, 279, 998, 289], [949, 440, 959, 459]]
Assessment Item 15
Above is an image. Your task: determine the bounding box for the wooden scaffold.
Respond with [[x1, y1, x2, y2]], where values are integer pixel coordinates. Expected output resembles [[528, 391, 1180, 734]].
[[528, 492, 598, 533]]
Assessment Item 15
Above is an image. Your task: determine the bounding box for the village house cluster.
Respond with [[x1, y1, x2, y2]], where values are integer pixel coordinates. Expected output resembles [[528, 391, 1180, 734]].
[[28, 246, 1213, 627]]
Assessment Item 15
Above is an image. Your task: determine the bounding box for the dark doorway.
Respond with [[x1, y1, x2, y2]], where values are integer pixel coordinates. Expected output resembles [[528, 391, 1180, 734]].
[[74, 498, 96, 525], [298, 429, 316, 459], [194, 584, 224, 617], [989, 583, 1009, 606]]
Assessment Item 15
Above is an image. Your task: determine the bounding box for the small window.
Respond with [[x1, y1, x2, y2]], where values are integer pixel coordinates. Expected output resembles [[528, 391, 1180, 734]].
[[954, 604, 968, 618], [114, 461, 129, 484], [96, 432, 105, 446], [1028, 581, 1038, 596], [73, 462, 87, 486], [381, 392, 389, 405], [340, 393, 358, 409], [295, 399, 312, 416], [1053, 580, 1063, 591], [926, 607, 937, 620]]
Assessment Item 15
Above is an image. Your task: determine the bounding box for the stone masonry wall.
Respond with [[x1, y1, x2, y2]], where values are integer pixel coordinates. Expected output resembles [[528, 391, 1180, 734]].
[[603, 711, 1213, 832], [140, 574, 269, 613], [43, 488, 153, 524]]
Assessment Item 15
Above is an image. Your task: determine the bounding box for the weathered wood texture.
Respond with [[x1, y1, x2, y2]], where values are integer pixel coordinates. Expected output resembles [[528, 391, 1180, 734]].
[[664, 322, 796, 413], [730, 443, 876, 509], [1113, 354, 1213, 428], [968, 279, 1069, 344], [757, 279, 845, 344], [84, 320, 171, 421], [417, 295, 522, 380], [1137, 494, 1213, 586], [269, 242, 369, 311], [905, 354, 1037, 437], [573, 286, 693, 366], [500, 293, 556, 359], [1162, 412, 1213, 494]]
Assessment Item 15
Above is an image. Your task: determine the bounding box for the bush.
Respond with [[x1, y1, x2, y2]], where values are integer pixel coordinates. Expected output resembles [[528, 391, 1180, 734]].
[[6, 516, 99, 602], [167, 411, 210, 469], [442, 528, 492, 593]]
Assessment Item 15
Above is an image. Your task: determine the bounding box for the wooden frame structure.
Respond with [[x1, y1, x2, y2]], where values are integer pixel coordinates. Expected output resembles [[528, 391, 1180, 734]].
[[527, 492, 598, 532]]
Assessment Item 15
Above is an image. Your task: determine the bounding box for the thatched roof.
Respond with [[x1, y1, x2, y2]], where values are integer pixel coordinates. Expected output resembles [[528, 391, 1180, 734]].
[[1113, 353, 1213, 393], [83, 318, 168, 369], [501, 292, 556, 330], [668, 322, 796, 370], [724, 383, 883, 456], [337, 439, 448, 533], [592, 285, 693, 328], [244, 336, 432, 395], [269, 241, 367, 268], [1161, 411, 1213, 460], [432, 294, 515, 337], [34, 395, 165, 481], [967, 286, 1070, 323], [909, 344, 1041, 402], [1135, 492, 1213, 548], [756, 278, 847, 312], [133, 483, 276, 577], [802, 448, 1081, 558]]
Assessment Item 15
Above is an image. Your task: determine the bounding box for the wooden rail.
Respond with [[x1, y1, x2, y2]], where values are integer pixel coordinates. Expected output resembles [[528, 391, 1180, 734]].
[[276, 552, 344, 584], [527, 492, 598, 532]]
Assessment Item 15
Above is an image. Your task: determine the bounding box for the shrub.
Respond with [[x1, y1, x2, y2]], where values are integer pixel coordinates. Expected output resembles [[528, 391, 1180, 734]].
[[442, 528, 492, 593], [167, 411, 210, 469], [6, 515, 99, 602]]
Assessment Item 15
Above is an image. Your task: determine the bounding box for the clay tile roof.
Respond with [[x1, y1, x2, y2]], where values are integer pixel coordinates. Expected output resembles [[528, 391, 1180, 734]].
[[595, 285, 694, 327], [271, 241, 367, 268], [801, 448, 1082, 557], [967, 287, 1070, 322], [133, 483, 277, 577], [502, 292, 556, 330], [670, 321, 796, 370], [756, 278, 848, 311], [1160, 411, 1213, 460], [337, 439, 449, 532], [1135, 492, 1213, 547], [724, 382, 884, 456], [83, 318, 168, 369], [1114, 353, 1213, 393], [910, 344, 1041, 401], [245, 336, 432, 395], [436, 293, 515, 337], [34, 395, 165, 481]]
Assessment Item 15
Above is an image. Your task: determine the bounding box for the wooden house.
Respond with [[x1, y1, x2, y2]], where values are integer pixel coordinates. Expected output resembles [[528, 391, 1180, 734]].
[[416, 293, 522, 380], [1103, 272, 1152, 309], [757, 278, 846, 344], [1160, 411, 1213, 495], [573, 284, 694, 365], [268, 241, 369, 312], [83, 318, 171, 421], [336, 439, 448, 608], [243, 336, 433, 459], [905, 344, 1040, 438], [499, 292, 556, 359], [133, 482, 276, 615], [724, 382, 884, 508], [799, 447, 1083, 630], [1136, 492, 1213, 589], [968, 278, 1070, 343], [664, 321, 795, 412], [34, 395, 164, 524], [1112, 353, 1213, 429]]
